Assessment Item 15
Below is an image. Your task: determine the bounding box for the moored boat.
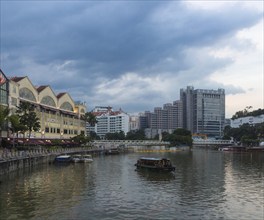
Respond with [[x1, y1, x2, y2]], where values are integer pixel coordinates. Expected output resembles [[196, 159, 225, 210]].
[[54, 155, 72, 163], [72, 154, 82, 163], [135, 157, 175, 172], [72, 154, 93, 163], [104, 148, 120, 155], [82, 154, 93, 163]]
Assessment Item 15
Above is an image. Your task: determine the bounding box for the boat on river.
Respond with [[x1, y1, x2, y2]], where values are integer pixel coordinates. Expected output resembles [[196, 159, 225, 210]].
[[82, 154, 93, 163], [72, 154, 82, 163], [72, 154, 93, 163], [135, 157, 175, 172], [54, 155, 72, 163], [104, 148, 120, 155]]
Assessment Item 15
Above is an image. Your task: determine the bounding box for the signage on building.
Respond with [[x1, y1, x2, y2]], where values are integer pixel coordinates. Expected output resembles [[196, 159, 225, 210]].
[[0, 72, 7, 86]]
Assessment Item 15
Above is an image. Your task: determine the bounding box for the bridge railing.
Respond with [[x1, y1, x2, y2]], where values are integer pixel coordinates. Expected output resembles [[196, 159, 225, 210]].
[[193, 139, 232, 145], [93, 140, 170, 146]]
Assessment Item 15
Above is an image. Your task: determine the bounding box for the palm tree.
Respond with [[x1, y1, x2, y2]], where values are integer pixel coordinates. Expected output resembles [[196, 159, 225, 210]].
[[82, 112, 98, 137]]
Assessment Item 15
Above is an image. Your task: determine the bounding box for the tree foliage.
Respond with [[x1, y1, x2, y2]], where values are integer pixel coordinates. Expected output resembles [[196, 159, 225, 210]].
[[16, 102, 40, 139], [71, 134, 91, 145], [126, 129, 146, 140], [232, 107, 264, 120], [162, 128, 193, 147], [82, 112, 98, 126], [8, 114, 27, 137], [223, 122, 263, 146], [0, 105, 9, 132], [105, 131, 125, 140]]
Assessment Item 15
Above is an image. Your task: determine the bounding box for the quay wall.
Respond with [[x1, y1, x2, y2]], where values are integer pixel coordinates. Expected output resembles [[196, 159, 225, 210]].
[[0, 147, 104, 176], [0, 155, 55, 176]]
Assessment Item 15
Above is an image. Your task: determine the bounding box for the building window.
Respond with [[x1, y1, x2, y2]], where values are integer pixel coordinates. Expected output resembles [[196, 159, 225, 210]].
[[41, 96, 56, 107], [60, 102, 73, 111], [11, 97, 17, 106], [19, 87, 37, 102], [0, 83, 8, 105], [13, 86, 17, 94]]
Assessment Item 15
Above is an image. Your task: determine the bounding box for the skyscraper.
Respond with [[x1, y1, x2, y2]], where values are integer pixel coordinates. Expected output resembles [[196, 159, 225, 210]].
[[180, 86, 225, 137]]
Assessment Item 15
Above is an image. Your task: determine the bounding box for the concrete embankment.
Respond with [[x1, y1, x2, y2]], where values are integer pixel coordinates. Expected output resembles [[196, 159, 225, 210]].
[[0, 147, 103, 176]]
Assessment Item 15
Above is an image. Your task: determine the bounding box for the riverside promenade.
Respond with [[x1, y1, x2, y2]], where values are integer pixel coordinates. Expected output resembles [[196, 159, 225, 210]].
[[0, 146, 106, 176]]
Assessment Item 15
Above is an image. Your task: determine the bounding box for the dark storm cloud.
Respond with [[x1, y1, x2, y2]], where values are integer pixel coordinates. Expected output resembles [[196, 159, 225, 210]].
[[0, 1, 262, 112]]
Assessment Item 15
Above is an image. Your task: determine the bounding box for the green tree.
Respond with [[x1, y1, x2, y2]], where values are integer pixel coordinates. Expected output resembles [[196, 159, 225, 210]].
[[8, 114, 27, 147], [82, 112, 98, 126], [16, 102, 34, 115], [71, 134, 90, 145], [17, 102, 40, 139], [0, 105, 9, 146], [105, 131, 125, 140], [173, 128, 192, 136], [126, 129, 146, 140], [89, 131, 100, 140], [162, 128, 192, 147]]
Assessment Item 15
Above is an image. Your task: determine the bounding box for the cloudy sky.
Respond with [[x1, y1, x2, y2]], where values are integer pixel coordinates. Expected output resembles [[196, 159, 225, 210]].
[[0, 1, 263, 118]]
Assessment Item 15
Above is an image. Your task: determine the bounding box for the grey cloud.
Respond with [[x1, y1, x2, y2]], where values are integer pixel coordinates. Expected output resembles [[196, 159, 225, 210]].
[[1, 1, 262, 113]]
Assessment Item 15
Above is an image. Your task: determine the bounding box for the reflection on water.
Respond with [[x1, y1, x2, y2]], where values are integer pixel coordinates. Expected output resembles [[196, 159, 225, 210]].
[[136, 169, 176, 182], [0, 150, 263, 220]]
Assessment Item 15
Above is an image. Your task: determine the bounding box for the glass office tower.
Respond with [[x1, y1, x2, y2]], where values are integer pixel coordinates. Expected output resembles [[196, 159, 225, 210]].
[[180, 86, 225, 137]]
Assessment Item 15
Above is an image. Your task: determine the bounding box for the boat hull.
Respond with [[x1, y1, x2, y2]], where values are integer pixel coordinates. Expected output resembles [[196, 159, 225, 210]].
[[54, 155, 72, 163], [135, 157, 175, 172], [135, 164, 175, 172]]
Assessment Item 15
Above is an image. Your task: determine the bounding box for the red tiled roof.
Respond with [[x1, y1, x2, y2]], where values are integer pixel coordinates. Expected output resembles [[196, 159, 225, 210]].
[[92, 110, 122, 117], [36, 85, 48, 92], [9, 76, 26, 82], [57, 92, 66, 98]]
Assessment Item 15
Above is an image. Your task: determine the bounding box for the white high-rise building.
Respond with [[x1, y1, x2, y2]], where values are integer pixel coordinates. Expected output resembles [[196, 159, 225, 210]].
[[87, 106, 129, 139]]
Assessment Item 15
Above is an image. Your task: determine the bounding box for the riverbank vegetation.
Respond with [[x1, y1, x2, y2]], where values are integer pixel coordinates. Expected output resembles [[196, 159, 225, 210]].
[[223, 123, 264, 146], [161, 128, 193, 147]]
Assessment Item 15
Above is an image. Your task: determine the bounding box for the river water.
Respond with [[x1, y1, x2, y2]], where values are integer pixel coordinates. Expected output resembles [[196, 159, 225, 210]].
[[0, 149, 263, 220]]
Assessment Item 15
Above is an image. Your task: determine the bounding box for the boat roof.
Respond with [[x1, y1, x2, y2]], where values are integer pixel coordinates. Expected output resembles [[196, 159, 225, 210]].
[[56, 155, 71, 158], [139, 157, 170, 161]]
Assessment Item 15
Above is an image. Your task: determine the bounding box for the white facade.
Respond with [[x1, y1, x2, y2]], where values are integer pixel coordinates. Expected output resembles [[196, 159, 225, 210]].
[[88, 107, 130, 139], [129, 115, 140, 131], [231, 114, 264, 128]]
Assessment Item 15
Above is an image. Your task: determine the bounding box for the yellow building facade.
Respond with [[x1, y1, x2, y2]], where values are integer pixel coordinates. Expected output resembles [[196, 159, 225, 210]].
[[9, 76, 86, 139]]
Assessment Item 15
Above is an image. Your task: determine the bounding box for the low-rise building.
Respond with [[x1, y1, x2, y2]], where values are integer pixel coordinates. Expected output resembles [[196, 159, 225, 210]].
[[231, 114, 264, 128], [0, 69, 87, 139]]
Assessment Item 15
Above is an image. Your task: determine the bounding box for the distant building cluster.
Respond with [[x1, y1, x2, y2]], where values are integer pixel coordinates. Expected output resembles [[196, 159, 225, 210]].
[[136, 86, 226, 139], [86, 86, 226, 139], [0, 69, 86, 139], [1, 69, 229, 140]]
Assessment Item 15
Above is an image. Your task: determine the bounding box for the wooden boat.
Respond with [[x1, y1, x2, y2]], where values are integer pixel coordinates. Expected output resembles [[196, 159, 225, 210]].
[[135, 157, 175, 172], [54, 155, 72, 163]]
